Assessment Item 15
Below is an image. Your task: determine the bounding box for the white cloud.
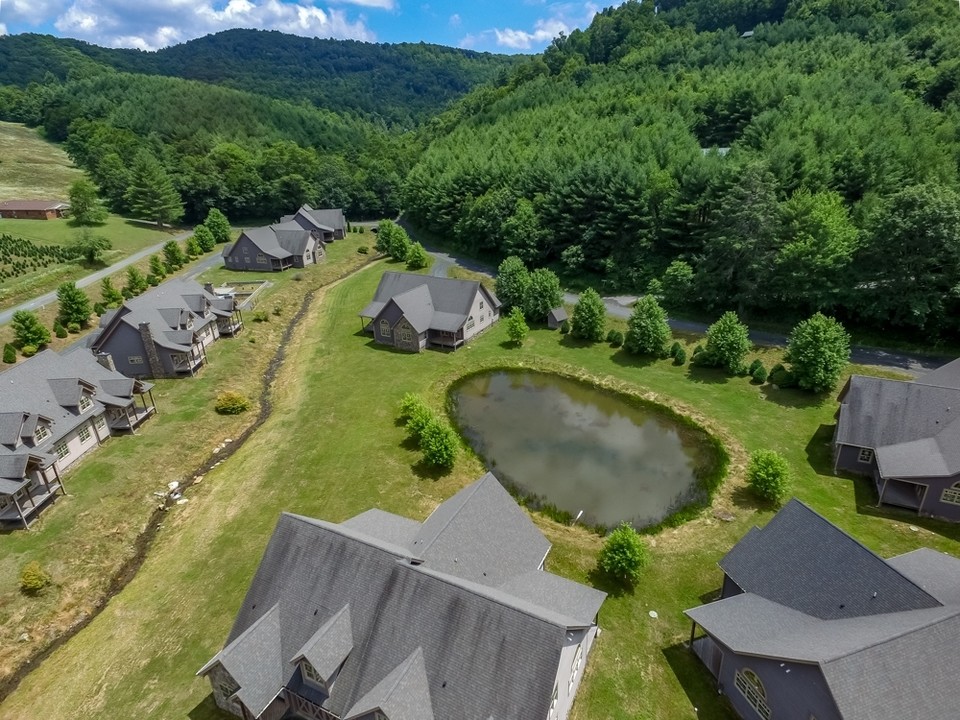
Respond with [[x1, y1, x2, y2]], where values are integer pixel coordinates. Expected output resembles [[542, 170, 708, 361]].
[[492, 2, 604, 51], [331, 0, 394, 7], [448, 13, 461, 28], [46, 0, 376, 50], [0, 24, 7, 35]]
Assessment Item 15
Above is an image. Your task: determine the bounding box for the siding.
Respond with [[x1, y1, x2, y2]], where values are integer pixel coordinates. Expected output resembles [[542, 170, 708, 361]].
[[916, 474, 960, 522], [100, 322, 151, 378], [549, 627, 598, 720], [835, 443, 877, 476], [52, 415, 106, 473], [225, 235, 273, 272]]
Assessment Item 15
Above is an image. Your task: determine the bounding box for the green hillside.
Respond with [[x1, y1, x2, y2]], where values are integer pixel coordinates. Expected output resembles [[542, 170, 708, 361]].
[[404, 0, 960, 341], [0, 121, 82, 200], [0, 30, 524, 126]]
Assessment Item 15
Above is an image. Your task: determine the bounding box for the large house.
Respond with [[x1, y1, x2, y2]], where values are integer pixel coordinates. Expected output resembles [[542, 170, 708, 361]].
[[222, 222, 324, 272], [0, 349, 156, 528], [281, 204, 347, 240], [91, 278, 243, 379], [198, 473, 606, 720], [359, 272, 501, 352], [0, 199, 70, 220], [833, 357, 960, 521], [686, 499, 960, 720]]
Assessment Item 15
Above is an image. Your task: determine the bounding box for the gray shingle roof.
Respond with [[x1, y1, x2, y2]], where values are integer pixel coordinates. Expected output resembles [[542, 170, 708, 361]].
[[291, 604, 352, 681], [719, 499, 939, 619], [341, 509, 421, 547], [886, 548, 960, 605], [836, 368, 960, 479], [359, 272, 501, 334], [299, 204, 345, 233], [0, 413, 27, 446], [200, 474, 604, 720]]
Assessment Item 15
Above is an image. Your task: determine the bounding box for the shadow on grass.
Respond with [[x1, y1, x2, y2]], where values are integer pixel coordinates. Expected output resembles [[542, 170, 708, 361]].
[[805, 424, 837, 475], [759, 383, 830, 409], [662, 643, 737, 720], [731, 485, 765, 511], [686, 365, 729, 385], [188, 694, 228, 720], [412, 458, 454, 481], [399, 434, 419, 452], [850, 475, 960, 543], [499, 340, 522, 350], [559, 334, 596, 350], [699, 587, 722, 604], [609, 349, 658, 369], [585, 566, 632, 599]]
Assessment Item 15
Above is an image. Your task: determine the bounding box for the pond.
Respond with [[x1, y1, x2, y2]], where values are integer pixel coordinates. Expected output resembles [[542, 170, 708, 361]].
[[451, 370, 715, 529]]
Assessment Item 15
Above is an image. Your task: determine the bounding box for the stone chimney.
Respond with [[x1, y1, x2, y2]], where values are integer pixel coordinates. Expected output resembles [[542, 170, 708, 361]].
[[138, 323, 167, 378], [203, 282, 215, 296], [95, 352, 116, 372]]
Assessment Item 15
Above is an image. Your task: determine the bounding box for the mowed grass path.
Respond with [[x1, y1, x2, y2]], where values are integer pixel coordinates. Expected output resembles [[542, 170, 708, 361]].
[[0, 122, 83, 200], [3, 261, 959, 719]]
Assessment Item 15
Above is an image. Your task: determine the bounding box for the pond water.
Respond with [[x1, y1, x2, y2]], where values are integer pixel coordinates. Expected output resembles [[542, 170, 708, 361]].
[[452, 371, 710, 529]]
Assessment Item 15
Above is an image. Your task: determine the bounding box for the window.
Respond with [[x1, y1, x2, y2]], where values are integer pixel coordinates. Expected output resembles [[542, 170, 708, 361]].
[[479, 313, 485, 324], [399, 327, 412, 343], [301, 659, 324, 688], [55, 441, 69, 460], [466, 316, 475, 331], [79, 426, 91, 444], [95, 416, 106, 431], [34, 425, 50, 443], [480, 300, 484, 310], [379, 320, 391, 338], [242, 246, 249, 254], [734, 669, 771, 720], [568, 644, 583, 694], [548, 686, 558, 719], [942, 483, 960, 506], [256, 253, 267, 264], [858, 448, 874, 463], [128, 356, 144, 365], [78, 394, 93, 412]]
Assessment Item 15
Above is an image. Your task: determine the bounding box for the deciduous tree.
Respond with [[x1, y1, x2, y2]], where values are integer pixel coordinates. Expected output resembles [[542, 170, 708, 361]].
[[69, 228, 111, 265], [495, 256, 530, 311], [598, 523, 650, 585], [523, 267, 562, 323], [571, 287, 607, 341], [625, 295, 671, 356], [505, 306, 529, 346], [11, 311, 51, 349], [786, 313, 851, 393], [701, 311, 751, 373], [68, 178, 107, 225]]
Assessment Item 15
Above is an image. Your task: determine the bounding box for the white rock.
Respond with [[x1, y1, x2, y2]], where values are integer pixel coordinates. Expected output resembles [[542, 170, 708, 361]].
[[910, 525, 919, 532], [167, 481, 179, 491], [648, 610, 659, 619], [176, 498, 189, 505]]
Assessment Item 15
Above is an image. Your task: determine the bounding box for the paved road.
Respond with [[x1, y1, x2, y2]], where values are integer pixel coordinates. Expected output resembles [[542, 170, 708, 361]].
[[0, 228, 194, 326], [422, 244, 949, 376]]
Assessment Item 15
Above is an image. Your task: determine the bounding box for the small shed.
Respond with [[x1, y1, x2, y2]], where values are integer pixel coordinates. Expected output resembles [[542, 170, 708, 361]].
[[547, 307, 568, 330]]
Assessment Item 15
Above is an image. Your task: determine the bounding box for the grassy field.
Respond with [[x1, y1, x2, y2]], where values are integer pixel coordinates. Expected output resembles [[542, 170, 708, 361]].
[[0, 122, 84, 200], [0, 238, 373, 690], [1, 259, 957, 720]]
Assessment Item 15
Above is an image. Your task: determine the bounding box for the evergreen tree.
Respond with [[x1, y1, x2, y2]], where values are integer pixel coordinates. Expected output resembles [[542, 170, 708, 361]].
[[163, 240, 187, 269], [11, 311, 51, 349], [57, 282, 91, 328], [124, 266, 149, 296], [571, 287, 607, 341], [193, 225, 216, 253], [523, 268, 562, 323], [149, 254, 167, 278], [701, 311, 751, 373], [495, 256, 530, 311], [124, 151, 184, 227], [185, 236, 202, 258], [204, 208, 233, 244], [69, 228, 111, 265], [625, 295, 671, 356], [68, 178, 107, 225], [100, 277, 124, 307]]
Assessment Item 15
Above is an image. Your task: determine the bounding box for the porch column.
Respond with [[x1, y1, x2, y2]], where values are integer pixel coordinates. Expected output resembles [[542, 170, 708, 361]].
[[53, 463, 65, 495], [13, 496, 27, 529], [879, 476, 890, 508], [26, 489, 37, 509], [917, 485, 929, 516], [126, 407, 135, 428], [148, 389, 157, 414], [39, 469, 52, 493]]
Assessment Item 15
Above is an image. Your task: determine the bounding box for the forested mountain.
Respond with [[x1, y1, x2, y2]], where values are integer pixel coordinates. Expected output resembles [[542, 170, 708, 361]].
[[0, 30, 523, 126], [404, 0, 960, 339]]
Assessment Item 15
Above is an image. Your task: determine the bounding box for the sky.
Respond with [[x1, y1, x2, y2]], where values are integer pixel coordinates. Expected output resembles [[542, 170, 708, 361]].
[[0, 0, 615, 54]]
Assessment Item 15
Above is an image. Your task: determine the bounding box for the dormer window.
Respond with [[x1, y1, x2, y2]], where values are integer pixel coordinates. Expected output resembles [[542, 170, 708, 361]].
[[78, 395, 93, 413], [34, 425, 50, 444], [300, 659, 325, 690]]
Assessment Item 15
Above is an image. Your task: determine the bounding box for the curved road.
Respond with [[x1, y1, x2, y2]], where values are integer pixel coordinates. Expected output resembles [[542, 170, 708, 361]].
[[424, 243, 949, 376]]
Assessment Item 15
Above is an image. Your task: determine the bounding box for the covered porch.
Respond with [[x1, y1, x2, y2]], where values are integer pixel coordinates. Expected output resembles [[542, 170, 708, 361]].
[[689, 628, 723, 681], [0, 457, 65, 529], [172, 342, 207, 375], [428, 329, 465, 351], [877, 477, 926, 512], [216, 310, 244, 336]]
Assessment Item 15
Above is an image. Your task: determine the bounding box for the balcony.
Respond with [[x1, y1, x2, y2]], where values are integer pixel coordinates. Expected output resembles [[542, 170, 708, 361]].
[[0, 479, 64, 527]]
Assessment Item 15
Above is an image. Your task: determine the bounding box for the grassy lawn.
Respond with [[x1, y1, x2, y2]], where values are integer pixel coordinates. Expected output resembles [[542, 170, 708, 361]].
[[0, 122, 84, 200], [1, 259, 958, 720], [0, 237, 373, 691], [0, 215, 178, 311]]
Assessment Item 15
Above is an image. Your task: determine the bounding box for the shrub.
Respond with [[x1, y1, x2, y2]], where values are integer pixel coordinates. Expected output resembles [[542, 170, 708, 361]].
[[357, 246, 369, 254], [420, 417, 459, 469], [747, 449, 791, 504], [360, 226, 366, 233], [607, 329, 624, 347], [67, 322, 81, 334], [21, 344, 38, 357], [93, 302, 106, 316], [146, 274, 160, 286], [670, 341, 682, 359], [748, 358, 764, 375], [597, 523, 650, 584], [769, 365, 797, 388], [252, 310, 269, 323], [787, 313, 851, 393], [272, 304, 282, 317], [405, 403, 434, 440], [624, 295, 671, 356], [3, 344, 16, 364], [673, 347, 687, 366], [54, 322, 67, 339], [292, 273, 304, 282], [559, 319, 570, 334], [405, 241, 430, 270], [398, 392, 428, 422], [701, 311, 751, 373], [19, 561, 51, 595], [752, 364, 768, 384], [12, 310, 51, 349], [214, 391, 251, 415]]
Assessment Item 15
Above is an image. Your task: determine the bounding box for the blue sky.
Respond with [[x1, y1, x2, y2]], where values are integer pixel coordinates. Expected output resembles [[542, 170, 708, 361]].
[[0, 0, 613, 53]]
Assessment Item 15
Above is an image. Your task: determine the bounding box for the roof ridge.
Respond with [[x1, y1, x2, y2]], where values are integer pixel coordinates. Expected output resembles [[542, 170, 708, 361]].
[[381, 646, 422, 706], [413, 475, 489, 554], [821, 605, 960, 664], [283, 512, 422, 560]]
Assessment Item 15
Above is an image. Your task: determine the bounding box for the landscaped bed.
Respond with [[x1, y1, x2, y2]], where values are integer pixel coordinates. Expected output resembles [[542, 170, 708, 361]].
[[1, 260, 958, 720]]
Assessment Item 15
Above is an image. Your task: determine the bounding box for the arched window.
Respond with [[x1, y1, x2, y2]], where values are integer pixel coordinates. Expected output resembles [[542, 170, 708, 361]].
[[942, 482, 960, 506], [734, 668, 771, 719], [379, 319, 391, 338]]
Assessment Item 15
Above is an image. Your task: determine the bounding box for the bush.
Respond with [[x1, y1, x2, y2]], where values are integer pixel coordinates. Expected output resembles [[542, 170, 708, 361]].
[[405, 403, 433, 440], [93, 302, 106, 316], [420, 417, 459, 469], [357, 246, 369, 254], [214, 391, 251, 415], [769, 365, 798, 388], [597, 523, 650, 584], [360, 226, 366, 233], [747, 449, 791, 504], [787, 313, 851, 393], [21, 344, 38, 357], [748, 358, 764, 375], [19, 561, 51, 595], [670, 341, 682, 359], [701, 311, 751, 373], [624, 295, 671, 356], [607, 329, 624, 347], [560, 319, 570, 334], [292, 273, 304, 282], [3, 344, 16, 364], [146, 274, 160, 286], [752, 364, 768, 384], [398, 392, 428, 422], [252, 310, 269, 323], [272, 304, 282, 317], [673, 347, 687, 366], [67, 322, 81, 334], [54, 322, 67, 339]]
